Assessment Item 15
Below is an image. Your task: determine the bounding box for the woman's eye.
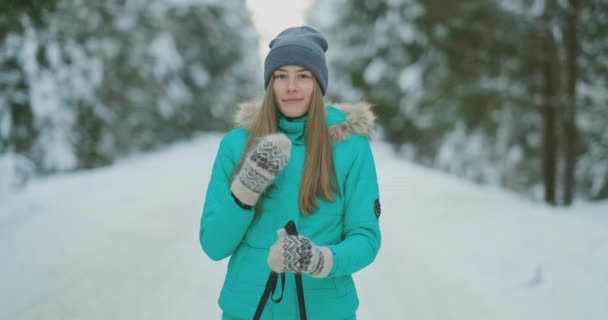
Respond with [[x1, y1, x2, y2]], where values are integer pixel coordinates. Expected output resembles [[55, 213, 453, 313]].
[[274, 74, 287, 79], [298, 74, 311, 79]]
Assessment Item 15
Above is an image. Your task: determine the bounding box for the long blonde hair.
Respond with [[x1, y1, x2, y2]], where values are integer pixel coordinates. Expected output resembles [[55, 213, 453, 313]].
[[231, 78, 337, 215]]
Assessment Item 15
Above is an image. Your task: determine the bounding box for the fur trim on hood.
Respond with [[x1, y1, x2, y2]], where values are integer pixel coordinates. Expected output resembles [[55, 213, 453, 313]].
[[234, 101, 376, 143]]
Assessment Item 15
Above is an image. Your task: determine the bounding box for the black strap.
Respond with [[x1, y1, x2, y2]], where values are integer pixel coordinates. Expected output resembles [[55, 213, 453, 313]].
[[253, 221, 308, 320], [271, 273, 285, 303], [253, 272, 279, 320], [294, 273, 307, 320], [285, 221, 307, 320]]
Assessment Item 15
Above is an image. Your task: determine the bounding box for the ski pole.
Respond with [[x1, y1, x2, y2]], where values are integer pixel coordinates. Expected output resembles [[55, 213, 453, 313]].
[[284, 221, 307, 320]]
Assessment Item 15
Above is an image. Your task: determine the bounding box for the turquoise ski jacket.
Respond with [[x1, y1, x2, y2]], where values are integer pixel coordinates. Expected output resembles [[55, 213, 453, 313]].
[[199, 102, 381, 320]]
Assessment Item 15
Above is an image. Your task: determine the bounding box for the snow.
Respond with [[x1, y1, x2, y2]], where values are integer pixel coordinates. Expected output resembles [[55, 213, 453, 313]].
[[1, 133, 607, 319], [499, 0, 545, 17], [363, 59, 387, 85], [398, 64, 421, 92], [189, 64, 211, 88], [149, 32, 184, 79]]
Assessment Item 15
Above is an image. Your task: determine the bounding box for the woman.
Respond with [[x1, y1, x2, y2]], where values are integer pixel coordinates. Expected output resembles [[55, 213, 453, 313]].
[[199, 26, 381, 320]]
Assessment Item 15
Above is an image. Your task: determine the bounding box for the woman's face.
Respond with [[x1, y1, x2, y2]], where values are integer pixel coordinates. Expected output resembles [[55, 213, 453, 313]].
[[272, 65, 315, 118]]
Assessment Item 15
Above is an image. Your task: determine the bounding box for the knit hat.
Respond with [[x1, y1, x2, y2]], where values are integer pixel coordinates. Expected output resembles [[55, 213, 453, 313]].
[[264, 26, 329, 95]]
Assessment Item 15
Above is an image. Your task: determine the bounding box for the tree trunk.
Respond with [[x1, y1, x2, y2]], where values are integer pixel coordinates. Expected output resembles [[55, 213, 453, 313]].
[[7, 60, 37, 156], [76, 103, 106, 169], [541, 0, 559, 205], [562, 0, 580, 206]]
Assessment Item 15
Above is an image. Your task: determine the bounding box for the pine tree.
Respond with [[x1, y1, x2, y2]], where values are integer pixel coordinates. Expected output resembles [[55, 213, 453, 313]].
[[1, 0, 260, 178], [308, 0, 608, 203], [0, 0, 57, 190]]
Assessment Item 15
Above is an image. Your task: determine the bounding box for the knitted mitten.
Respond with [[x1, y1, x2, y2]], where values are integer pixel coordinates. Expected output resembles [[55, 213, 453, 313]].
[[267, 229, 334, 278], [230, 133, 292, 206]]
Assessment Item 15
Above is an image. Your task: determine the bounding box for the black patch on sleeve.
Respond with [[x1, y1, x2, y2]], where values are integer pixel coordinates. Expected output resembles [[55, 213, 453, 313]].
[[374, 199, 381, 219]]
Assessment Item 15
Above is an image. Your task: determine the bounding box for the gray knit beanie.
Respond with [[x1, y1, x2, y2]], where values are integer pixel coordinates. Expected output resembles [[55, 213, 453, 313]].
[[264, 26, 329, 95]]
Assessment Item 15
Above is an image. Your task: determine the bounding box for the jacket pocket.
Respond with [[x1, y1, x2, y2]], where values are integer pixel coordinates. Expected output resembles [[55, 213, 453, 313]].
[[301, 274, 341, 293], [234, 245, 272, 288]]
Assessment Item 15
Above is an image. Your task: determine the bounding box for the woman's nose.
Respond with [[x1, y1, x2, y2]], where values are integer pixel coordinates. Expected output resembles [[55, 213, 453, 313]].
[[287, 77, 297, 91]]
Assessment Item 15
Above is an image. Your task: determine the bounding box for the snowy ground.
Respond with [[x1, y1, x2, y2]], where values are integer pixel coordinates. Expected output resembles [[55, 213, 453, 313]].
[[1, 133, 607, 320]]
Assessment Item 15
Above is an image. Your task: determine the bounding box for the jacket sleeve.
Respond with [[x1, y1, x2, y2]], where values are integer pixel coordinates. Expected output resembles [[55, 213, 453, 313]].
[[199, 131, 254, 261], [327, 135, 382, 277]]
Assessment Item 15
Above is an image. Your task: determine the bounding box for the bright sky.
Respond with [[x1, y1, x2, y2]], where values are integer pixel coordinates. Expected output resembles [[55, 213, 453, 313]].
[[245, 0, 314, 64]]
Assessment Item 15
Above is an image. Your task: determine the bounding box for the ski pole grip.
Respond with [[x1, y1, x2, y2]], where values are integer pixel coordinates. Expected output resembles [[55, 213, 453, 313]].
[[284, 220, 298, 236]]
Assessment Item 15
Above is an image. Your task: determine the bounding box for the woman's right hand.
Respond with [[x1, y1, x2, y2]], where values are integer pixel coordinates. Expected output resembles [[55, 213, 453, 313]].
[[230, 133, 292, 206]]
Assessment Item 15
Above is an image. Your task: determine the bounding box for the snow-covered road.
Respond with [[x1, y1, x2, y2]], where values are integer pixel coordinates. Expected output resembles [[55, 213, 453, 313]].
[[1, 134, 606, 319]]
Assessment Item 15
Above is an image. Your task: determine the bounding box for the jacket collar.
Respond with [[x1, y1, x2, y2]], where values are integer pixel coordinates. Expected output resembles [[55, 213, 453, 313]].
[[234, 101, 376, 143], [278, 113, 307, 144]]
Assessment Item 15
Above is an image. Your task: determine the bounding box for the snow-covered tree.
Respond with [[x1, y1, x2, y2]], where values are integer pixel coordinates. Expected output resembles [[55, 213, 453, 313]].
[[0, 0, 57, 194], [0, 0, 260, 187], [308, 0, 608, 203]]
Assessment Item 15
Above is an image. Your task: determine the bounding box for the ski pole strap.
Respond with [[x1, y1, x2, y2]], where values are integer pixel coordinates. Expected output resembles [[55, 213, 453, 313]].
[[271, 273, 285, 303], [252, 273, 275, 320], [253, 221, 308, 320], [253, 271, 284, 320]]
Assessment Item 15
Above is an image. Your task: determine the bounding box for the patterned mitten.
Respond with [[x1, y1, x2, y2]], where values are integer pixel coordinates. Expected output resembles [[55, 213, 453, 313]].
[[230, 133, 292, 206], [267, 229, 334, 278]]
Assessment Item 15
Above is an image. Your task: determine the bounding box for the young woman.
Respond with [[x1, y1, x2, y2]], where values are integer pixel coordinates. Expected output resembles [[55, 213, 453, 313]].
[[199, 26, 381, 320]]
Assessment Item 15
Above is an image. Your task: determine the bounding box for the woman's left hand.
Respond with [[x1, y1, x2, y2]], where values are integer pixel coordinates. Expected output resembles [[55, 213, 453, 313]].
[[267, 229, 333, 278]]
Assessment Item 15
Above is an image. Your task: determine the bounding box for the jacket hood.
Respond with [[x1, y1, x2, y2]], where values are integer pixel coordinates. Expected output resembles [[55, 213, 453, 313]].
[[233, 101, 376, 142]]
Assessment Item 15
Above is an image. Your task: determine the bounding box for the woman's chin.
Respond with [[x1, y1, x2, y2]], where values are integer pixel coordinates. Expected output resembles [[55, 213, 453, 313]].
[[279, 106, 307, 118]]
